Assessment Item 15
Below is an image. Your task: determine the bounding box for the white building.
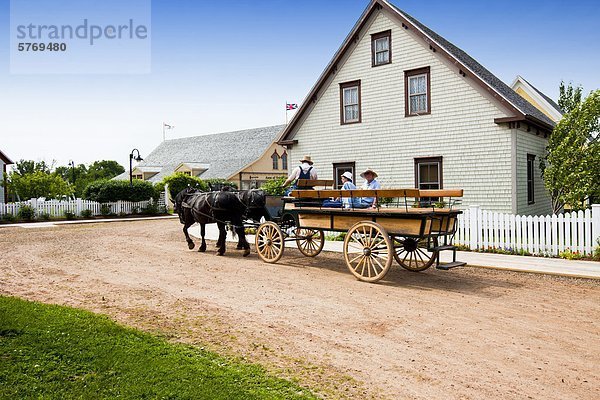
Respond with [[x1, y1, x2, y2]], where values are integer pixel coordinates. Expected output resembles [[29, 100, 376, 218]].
[[278, 0, 558, 215], [0, 150, 14, 203]]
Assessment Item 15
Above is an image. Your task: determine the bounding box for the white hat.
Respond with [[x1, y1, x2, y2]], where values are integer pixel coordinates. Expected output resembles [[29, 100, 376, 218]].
[[360, 168, 378, 179], [340, 171, 353, 181], [299, 155, 313, 165]]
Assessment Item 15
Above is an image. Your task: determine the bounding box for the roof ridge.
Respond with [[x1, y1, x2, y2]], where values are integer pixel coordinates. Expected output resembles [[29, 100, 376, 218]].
[[165, 124, 285, 142]]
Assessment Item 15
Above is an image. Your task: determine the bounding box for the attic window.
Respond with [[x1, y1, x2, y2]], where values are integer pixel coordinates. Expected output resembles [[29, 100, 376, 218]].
[[371, 30, 391, 67], [271, 151, 279, 170]]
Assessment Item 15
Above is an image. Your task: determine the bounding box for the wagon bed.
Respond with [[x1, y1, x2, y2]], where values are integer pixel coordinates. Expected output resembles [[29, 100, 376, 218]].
[[255, 184, 466, 283]]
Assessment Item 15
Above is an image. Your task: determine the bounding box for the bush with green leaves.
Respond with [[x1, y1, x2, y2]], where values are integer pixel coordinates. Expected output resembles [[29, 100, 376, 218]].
[[1, 213, 16, 222], [159, 173, 208, 201], [100, 204, 111, 216], [203, 178, 238, 191], [260, 176, 286, 196], [83, 179, 156, 203], [17, 205, 35, 221], [81, 209, 92, 218], [141, 201, 159, 215], [64, 211, 76, 220], [39, 212, 51, 221]]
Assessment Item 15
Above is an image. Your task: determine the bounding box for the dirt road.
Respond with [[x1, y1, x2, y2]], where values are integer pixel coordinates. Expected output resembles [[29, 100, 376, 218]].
[[1, 219, 598, 399]]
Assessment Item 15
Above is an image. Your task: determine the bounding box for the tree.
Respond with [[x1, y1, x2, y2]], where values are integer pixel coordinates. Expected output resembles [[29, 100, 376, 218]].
[[12, 160, 53, 176], [541, 89, 600, 213], [8, 171, 73, 200], [86, 160, 125, 181], [558, 81, 583, 114]]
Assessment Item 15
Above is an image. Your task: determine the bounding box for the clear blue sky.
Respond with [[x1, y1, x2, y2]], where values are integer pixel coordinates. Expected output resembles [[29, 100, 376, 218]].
[[0, 0, 598, 169]]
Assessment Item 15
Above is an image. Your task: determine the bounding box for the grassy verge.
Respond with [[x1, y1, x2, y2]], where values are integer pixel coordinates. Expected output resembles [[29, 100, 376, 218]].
[[0, 296, 317, 399]]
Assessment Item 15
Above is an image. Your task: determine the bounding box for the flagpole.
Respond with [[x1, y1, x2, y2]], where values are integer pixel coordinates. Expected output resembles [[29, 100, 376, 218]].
[[285, 101, 288, 125], [162, 122, 165, 142]]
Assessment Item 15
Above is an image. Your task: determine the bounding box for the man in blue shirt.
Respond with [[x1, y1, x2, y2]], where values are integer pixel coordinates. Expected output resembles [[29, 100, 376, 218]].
[[358, 168, 381, 208]]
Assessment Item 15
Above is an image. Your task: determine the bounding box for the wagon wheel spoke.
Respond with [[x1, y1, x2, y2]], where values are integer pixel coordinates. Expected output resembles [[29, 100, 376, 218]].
[[392, 236, 436, 272], [255, 222, 284, 263], [344, 222, 392, 283]]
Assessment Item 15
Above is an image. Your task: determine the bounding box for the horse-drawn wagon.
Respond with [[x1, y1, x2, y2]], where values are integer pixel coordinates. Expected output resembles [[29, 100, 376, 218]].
[[255, 179, 466, 283]]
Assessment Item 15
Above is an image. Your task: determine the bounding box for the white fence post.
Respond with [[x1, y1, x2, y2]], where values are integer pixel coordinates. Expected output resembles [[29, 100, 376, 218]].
[[592, 204, 600, 250], [469, 205, 479, 250]]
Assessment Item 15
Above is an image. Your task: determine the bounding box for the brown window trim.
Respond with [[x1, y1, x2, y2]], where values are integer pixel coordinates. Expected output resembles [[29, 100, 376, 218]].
[[414, 156, 443, 189], [371, 30, 391, 67], [404, 66, 431, 117], [271, 150, 280, 170], [527, 154, 535, 205], [339, 80, 362, 125], [333, 162, 356, 189]]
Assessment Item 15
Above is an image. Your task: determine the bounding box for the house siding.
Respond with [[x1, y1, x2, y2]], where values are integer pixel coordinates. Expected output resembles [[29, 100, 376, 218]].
[[515, 128, 552, 215], [287, 10, 516, 212]]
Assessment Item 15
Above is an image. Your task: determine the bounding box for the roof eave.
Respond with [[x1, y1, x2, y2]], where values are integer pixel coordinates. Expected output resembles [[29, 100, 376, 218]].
[[0, 150, 14, 164], [494, 115, 554, 135]]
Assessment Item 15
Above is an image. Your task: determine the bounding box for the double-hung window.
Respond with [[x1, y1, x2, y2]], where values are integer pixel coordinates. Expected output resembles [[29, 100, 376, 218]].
[[340, 80, 361, 125], [371, 30, 391, 67], [405, 67, 431, 116], [527, 154, 535, 204]]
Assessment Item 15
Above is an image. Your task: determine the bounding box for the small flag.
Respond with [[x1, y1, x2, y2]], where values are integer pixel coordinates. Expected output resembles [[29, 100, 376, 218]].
[[163, 123, 174, 129], [286, 103, 298, 111]]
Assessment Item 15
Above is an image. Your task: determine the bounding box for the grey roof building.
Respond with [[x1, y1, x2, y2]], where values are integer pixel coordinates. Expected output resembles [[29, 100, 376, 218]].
[[116, 125, 288, 189]]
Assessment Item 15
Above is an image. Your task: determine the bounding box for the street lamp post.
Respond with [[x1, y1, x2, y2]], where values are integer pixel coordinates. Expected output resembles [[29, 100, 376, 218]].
[[68, 160, 76, 184], [129, 149, 143, 187]]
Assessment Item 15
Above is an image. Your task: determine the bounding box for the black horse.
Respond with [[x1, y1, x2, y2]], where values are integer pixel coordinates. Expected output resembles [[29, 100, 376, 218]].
[[175, 187, 251, 256]]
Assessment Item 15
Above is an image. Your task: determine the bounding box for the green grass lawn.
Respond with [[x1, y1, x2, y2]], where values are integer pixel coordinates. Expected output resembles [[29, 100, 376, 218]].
[[0, 296, 317, 399]]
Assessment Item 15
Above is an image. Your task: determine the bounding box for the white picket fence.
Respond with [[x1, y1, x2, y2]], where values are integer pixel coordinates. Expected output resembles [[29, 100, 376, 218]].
[[455, 205, 600, 256], [0, 198, 157, 218]]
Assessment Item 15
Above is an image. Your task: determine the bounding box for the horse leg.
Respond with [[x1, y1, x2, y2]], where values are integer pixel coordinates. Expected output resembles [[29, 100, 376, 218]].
[[236, 225, 251, 257], [217, 222, 227, 256], [183, 212, 195, 250], [198, 223, 207, 252]]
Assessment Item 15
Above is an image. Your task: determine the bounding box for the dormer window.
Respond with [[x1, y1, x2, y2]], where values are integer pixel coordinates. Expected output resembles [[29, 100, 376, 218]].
[[371, 30, 391, 67]]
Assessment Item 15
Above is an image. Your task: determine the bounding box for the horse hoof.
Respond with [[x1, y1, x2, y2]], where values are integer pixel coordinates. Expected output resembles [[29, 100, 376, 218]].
[[198, 246, 206, 253], [243, 249, 251, 257], [236, 245, 243, 250], [217, 252, 225, 256], [188, 242, 195, 250]]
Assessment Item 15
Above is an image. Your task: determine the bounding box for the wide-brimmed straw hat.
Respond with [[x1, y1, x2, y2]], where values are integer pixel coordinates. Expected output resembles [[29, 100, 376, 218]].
[[340, 171, 353, 181], [299, 155, 313, 165], [360, 168, 378, 179]]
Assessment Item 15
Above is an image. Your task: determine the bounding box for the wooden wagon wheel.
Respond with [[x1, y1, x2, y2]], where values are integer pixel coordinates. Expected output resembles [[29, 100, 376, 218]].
[[255, 221, 284, 263], [343, 221, 393, 283], [295, 228, 325, 257], [392, 236, 438, 272]]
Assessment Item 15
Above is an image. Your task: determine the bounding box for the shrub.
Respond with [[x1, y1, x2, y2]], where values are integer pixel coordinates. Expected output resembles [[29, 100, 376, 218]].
[[559, 249, 585, 260], [81, 209, 93, 218], [1, 213, 16, 222], [83, 179, 155, 203], [64, 211, 76, 220], [39, 212, 51, 221], [118, 211, 127, 218], [100, 204, 111, 216], [204, 178, 238, 191], [160, 173, 208, 201], [260, 176, 286, 196], [17, 205, 35, 221], [141, 201, 159, 215], [593, 240, 600, 262]]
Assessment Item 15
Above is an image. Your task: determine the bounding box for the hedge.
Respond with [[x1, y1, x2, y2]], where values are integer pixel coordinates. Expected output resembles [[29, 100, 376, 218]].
[[83, 179, 157, 203], [159, 173, 209, 200]]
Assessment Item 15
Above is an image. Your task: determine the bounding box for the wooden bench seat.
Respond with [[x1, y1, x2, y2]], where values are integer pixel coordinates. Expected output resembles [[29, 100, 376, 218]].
[[295, 179, 335, 188]]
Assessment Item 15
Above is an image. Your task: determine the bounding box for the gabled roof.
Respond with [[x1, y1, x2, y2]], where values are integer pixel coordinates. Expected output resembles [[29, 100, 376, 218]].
[[0, 150, 14, 164], [511, 75, 563, 122], [279, 0, 555, 144], [115, 125, 285, 183], [175, 162, 211, 171]]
